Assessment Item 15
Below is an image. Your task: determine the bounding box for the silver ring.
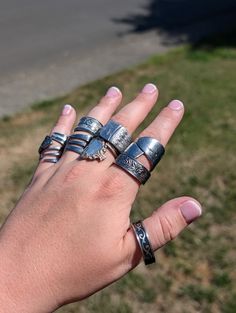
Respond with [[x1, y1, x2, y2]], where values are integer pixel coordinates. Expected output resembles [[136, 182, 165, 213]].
[[115, 136, 165, 184], [74, 116, 103, 135], [115, 153, 150, 184], [81, 120, 131, 161], [39, 132, 67, 163], [125, 137, 165, 171], [65, 117, 102, 155], [99, 120, 131, 153], [131, 221, 156, 265]]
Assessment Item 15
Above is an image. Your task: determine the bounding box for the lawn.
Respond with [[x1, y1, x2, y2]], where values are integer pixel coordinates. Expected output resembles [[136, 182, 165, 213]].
[[0, 31, 236, 313]]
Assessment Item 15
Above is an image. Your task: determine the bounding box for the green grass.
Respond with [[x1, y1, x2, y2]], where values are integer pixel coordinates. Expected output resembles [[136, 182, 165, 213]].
[[1, 29, 236, 312]]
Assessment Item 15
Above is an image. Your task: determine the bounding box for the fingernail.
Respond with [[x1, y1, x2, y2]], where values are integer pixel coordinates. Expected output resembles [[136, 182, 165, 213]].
[[168, 100, 184, 111], [142, 83, 157, 94], [106, 86, 121, 97], [180, 200, 202, 224], [62, 104, 72, 116]]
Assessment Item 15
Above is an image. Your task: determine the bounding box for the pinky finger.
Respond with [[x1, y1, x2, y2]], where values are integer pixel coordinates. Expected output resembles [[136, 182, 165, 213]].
[[34, 104, 76, 178]]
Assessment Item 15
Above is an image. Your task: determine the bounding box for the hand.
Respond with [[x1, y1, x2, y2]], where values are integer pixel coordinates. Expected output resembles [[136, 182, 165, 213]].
[[0, 84, 202, 313]]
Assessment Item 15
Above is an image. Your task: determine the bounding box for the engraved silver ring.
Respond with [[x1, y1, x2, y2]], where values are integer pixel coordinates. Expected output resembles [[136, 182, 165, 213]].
[[81, 120, 132, 161], [115, 137, 165, 184], [131, 220, 156, 265]]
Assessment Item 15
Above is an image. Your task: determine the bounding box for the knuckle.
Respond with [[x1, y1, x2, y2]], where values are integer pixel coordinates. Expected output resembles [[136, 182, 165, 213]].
[[112, 114, 128, 127], [98, 96, 114, 108], [152, 212, 178, 247], [159, 214, 178, 242], [96, 172, 126, 200], [139, 128, 159, 141], [63, 162, 88, 183]]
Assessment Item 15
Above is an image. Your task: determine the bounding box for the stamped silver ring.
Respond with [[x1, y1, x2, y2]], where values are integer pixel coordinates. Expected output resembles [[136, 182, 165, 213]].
[[74, 116, 103, 135], [39, 132, 67, 163], [81, 120, 132, 161], [65, 117, 103, 155], [131, 221, 156, 266], [115, 137, 165, 184]]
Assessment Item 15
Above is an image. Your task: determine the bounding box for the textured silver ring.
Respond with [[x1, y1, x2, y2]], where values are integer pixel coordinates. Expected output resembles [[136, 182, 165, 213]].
[[115, 153, 150, 184], [81, 120, 131, 161], [74, 116, 103, 135], [131, 221, 156, 265], [115, 136, 165, 183]]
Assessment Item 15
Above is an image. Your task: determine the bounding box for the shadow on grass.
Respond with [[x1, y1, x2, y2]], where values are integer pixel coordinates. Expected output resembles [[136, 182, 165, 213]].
[[113, 0, 236, 49]]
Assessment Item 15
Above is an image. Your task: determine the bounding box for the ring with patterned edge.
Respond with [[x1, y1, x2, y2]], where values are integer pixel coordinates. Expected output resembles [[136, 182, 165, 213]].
[[74, 116, 103, 135], [115, 136, 165, 183], [39, 132, 67, 163], [131, 220, 156, 265], [81, 120, 131, 161], [115, 153, 150, 184]]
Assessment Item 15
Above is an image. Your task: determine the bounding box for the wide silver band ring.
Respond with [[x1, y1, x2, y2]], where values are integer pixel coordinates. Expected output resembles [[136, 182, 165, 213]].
[[131, 221, 156, 265], [115, 153, 150, 184], [81, 120, 131, 161], [115, 136, 165, 184], [129, 137, 165, 170]]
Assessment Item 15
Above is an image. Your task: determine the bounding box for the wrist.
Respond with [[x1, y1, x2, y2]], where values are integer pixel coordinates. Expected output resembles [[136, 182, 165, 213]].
[[0, 235, 58, 313]]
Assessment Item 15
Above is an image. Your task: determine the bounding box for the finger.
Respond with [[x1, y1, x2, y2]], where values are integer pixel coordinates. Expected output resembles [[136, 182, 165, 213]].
[[62, 86, 122, 163], [123, 197, 202, 269], [109, 99, 184, 190], [34, 104, 76, 177], [85, 83, 159, 169]]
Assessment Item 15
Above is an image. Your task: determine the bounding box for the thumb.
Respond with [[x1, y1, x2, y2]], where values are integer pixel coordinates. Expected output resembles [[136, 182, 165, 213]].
[[123, 196, 202, 269]]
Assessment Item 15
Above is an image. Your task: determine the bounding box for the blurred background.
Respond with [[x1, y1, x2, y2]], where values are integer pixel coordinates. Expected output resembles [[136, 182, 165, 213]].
[[0, 1, 236, 312]]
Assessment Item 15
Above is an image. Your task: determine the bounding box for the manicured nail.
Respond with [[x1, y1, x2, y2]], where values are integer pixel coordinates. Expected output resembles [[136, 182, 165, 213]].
[[106, 86, 121, 97], [62, 104, 72, 116], [180, 200, 202, 224], [168, 100, 184, 111], [142, 83, 157, 94]]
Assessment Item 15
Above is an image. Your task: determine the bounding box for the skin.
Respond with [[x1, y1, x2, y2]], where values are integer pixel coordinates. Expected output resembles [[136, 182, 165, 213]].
[[0, 84, 201, 313]]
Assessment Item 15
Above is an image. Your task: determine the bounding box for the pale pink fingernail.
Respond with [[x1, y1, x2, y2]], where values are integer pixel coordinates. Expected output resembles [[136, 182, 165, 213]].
[[168, 100, 184, 111], [106, 86, 121, 97], [62, 104, 72, 116], [142, 83, 157, 94], [180, 200, 202, 224]]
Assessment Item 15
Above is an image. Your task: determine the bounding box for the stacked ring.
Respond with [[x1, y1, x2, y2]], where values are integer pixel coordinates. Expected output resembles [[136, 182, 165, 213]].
[[115, 137, 165, 184], [131, 221, 156, 265], [81, 120, 132, 161], [65, 116, 103, 155], [39, 132, 67, 163]]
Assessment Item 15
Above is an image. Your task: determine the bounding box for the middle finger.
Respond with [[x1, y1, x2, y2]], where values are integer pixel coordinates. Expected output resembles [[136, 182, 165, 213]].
[[76, 83, 159, 169]]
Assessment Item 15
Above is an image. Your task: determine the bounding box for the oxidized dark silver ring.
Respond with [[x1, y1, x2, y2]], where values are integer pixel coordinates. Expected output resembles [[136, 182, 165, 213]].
[[115, 136, 165, 184], [39, 132, 67, 163], [131, 220, 156, 266], [81, 120, 132, 161]]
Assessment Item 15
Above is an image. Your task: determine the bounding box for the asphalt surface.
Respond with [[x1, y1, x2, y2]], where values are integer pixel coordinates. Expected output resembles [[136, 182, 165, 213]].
[[0, 0, 236, 116]]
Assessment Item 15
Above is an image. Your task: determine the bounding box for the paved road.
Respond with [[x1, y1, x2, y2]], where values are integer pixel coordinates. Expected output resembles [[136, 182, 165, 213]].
[[0, 0, 236, 116]]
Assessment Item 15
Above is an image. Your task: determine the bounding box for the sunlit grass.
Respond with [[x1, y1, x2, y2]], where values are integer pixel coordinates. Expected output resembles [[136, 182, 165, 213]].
[[0, 31, 236, 312]]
